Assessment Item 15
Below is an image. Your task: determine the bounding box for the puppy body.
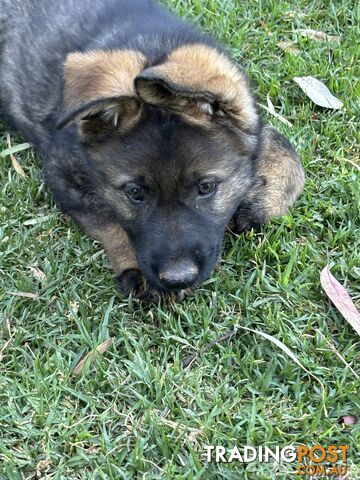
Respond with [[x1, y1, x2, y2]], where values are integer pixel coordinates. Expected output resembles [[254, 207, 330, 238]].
[[0, 0, 304, 298]]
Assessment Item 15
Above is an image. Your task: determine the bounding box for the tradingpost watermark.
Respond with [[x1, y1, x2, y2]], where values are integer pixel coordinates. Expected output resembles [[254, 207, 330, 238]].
[[204, 444, 352, 476]]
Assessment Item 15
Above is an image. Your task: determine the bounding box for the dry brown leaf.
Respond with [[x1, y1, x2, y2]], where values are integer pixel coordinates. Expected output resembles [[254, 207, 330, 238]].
[[285, 11, 306, 20], [28, 266, 46, 282], [0, 338, 13, 362], [36, 458, 52, 476], [23, 215, 51, 226], [73, 338, 113, 375], [259, 18, 273, 37], [157, 416, 203, 435], [298, 28, 340, 43], [277, 40, 300, 55], [341, 158, 360, 172], [294, 76, 343, 109], [2, 317, 11, 339], [320, 265, 360, 337], [260, 95, 293, 127], [0, 141, 31, 158], [6, 134, 27, 179], [6, 290, 39, 299], [0, 319, 15, 362], [70, 301, 79, 313]]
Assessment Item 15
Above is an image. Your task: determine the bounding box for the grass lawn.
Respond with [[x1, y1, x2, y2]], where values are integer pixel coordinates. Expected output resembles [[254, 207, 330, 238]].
[[0, 0, 359, 478]]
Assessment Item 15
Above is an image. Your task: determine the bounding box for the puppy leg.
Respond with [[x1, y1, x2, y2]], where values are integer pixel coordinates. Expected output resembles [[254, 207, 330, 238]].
[[80, 219, 161, 299], [233, 125, 305, 232]]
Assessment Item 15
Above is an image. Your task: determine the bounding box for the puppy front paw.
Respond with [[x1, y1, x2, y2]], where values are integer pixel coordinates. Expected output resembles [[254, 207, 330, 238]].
[[115, 269, 192, 301], [230, 204, 264, 234], [115, 268, 161, 300], [229, 216, 261, 234]]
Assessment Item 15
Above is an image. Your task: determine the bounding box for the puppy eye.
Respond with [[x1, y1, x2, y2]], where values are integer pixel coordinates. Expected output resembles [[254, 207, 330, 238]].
[[124, 183, 145, 203], [198, 181, 217, 197]]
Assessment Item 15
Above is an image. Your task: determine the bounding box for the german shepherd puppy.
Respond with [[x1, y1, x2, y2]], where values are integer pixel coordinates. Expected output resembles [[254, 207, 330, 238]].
[[0, 0, 304, 299]]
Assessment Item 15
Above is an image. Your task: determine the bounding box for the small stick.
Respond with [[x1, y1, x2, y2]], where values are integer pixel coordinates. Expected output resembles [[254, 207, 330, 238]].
[[182, 327, 236, 368]]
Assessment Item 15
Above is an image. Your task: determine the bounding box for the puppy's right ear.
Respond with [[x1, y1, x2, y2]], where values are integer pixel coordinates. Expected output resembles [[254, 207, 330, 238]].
[[57, 50, 147, 139]]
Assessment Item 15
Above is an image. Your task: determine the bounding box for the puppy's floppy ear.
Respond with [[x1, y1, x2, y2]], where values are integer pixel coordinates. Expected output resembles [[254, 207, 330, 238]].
[[134, 44, 259, 133], [57, 50, 147, 138]]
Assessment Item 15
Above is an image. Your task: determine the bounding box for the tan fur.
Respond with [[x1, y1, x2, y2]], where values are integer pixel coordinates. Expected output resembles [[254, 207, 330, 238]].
[[81, 221, 138, 274], [255, 126, 305, 218], [63, 50, 147, 109], [98, 225, 138, 274], [136, 44, 259, 131]]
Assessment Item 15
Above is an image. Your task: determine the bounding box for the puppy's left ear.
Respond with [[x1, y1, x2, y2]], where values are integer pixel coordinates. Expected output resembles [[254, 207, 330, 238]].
[[57, 50, 147, 139], [134, 44, 260, 134]]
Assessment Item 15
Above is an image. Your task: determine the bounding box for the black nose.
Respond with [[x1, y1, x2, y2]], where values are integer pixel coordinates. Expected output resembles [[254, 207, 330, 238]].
[[158, 260, 199, 289]]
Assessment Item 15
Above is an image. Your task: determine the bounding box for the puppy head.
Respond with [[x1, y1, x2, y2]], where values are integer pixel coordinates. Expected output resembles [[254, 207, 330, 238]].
[[58, 46, 299, 291]]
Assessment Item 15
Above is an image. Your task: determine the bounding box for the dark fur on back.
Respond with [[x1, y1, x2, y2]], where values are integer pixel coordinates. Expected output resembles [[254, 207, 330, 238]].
[[0, 0, 214, 142], [0, 0, 305, 299]]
